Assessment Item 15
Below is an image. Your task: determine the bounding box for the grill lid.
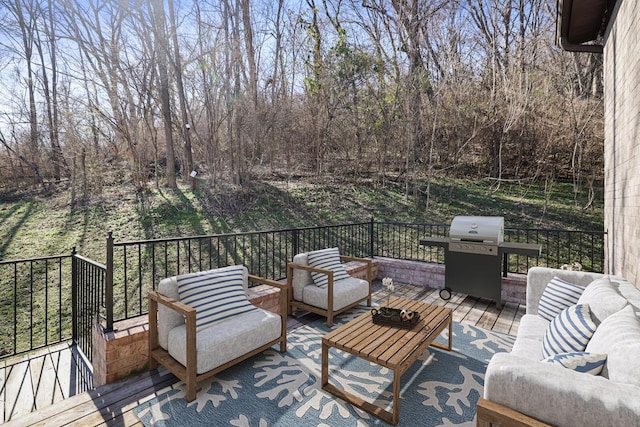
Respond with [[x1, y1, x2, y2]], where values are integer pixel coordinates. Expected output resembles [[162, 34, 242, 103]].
[[449, 216, 504, 244]]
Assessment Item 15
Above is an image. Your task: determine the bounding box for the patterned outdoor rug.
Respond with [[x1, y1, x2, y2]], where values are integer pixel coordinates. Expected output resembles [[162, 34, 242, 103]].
[[134, 308, 515, 426]]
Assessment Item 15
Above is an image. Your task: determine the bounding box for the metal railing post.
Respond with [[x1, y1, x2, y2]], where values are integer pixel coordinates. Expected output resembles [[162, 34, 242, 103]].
[[370, 217, 375, 258], [105, 232, 114, 332], [71, 247, 78, 342], [292, 228, 299, 257]]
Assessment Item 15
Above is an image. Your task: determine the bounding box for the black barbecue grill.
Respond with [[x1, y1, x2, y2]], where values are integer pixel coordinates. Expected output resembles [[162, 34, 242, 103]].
[[420, 216, 541, 307]]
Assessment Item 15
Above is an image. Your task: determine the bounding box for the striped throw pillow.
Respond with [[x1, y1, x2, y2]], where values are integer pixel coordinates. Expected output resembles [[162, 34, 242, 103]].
[[542, 352, 607, 375], [542, 304, 597, 359], [177, 265, 257, 331], [538, 277, 585, 321], [307, 247, 351, 288]]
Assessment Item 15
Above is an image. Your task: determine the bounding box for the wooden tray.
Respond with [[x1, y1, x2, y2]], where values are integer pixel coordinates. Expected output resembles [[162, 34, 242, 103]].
[[371, 307, 420, 328]]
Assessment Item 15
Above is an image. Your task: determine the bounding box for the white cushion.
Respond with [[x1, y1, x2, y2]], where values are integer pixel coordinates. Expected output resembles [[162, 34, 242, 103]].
[[542, 352, 607, 375], [538, 277, 585, 321], [516, 314, 550, 341], [586, 304, 640, 386], [307, 247, 350, 288], [177, 265, 257, 331], [577, 276, 628, 324], [302, 276, 369, 310], [541, 304, 597, 359], [167, 308, 281, 374]]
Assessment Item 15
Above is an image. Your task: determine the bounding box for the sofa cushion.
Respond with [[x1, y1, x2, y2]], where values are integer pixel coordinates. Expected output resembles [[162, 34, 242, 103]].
[[586, 304, 640, 386], [167, 308, 281, 374], [542, 352, 607, 375], [538, 277, 585, 321], [542, 304, 597, 359], [307, 247, 351, 288], [577, 276, 628, 324], [177, 265, 257, 331]]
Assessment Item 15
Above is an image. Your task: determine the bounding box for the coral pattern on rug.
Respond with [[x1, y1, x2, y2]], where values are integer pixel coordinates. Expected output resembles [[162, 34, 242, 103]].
[[134, 308, 515, 426]]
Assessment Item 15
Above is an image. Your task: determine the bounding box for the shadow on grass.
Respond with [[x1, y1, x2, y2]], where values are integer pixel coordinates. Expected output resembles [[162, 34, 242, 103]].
[[0, 201, 35, 260]]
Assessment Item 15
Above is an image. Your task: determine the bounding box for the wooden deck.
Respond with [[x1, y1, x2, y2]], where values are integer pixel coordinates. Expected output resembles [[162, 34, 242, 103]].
[[2, 281, 524, 427]]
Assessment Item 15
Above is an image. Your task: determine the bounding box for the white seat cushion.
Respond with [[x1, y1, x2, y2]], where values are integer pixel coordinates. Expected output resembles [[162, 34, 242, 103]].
[[167, 308, 281, 374], [517, 314, 550, 341], [302, 276, 369, 310]]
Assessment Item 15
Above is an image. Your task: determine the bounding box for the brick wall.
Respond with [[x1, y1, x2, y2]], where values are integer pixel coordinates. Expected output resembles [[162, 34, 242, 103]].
[[604, 0, 640, 286], [374, 257, 526, 305]]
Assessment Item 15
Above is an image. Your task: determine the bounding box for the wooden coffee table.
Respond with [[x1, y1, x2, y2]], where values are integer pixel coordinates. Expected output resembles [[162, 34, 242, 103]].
[[321, 296, 452, 425]]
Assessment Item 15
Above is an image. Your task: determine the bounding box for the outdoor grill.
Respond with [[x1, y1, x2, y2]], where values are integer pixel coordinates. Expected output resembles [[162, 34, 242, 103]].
[[420, 216, 541, 307]]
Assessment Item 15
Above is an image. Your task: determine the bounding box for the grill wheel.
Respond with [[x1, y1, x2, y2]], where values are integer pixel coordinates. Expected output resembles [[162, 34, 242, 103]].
[[439, 287, 452, 300]]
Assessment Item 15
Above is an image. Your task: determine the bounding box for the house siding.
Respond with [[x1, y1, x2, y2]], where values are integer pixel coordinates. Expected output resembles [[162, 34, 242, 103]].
[[604, 0, 640, 284]]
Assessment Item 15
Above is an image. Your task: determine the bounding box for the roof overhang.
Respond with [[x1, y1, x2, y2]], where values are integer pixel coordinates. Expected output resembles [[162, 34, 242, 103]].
[[558, 0, 617, 53]]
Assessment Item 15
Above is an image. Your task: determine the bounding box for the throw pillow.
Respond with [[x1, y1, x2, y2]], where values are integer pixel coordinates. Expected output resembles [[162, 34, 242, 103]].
[[542, 352, 607, 375], [586, 304, 640, 386], [538, 277, 585, 321], [577, 276, 628, 324], [177, 265, 257, 331], [307, 247, 351, 288], [541, 304, 597, 359]]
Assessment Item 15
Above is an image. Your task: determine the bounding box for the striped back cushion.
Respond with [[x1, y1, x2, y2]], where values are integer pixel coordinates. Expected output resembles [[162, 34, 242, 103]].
[[177, 265, 257, 331], [538, 277, 585, 321], [307, 247, 350, 288], [542, 304, 597, 359]]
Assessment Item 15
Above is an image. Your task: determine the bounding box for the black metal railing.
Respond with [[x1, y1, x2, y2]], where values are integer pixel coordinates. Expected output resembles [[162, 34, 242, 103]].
[[105, 222, 373, 323], [0, 254, 73, 358], [1, 220, 606, 360], [72, 250, 106, 363]]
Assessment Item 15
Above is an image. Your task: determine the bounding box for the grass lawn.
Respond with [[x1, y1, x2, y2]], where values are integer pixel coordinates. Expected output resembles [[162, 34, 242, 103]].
[[0, 175, 603, 262]]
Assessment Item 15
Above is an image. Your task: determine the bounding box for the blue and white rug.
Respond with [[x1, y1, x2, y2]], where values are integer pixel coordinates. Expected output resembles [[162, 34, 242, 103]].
[[134, 308, 515, 426]]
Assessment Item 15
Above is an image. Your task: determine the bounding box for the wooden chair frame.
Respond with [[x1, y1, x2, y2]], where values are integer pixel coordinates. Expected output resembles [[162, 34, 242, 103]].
[[286, 255, 372, 327], [476, 398, 553, 427], [148, 274, 287, 402]]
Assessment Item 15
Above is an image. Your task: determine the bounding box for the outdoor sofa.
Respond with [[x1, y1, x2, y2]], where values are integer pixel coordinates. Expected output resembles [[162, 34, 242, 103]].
[[478, 266, 640, 427]]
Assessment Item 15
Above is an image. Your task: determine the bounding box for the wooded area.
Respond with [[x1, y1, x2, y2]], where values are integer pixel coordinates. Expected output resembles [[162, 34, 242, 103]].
[[0, 0, 603, 204]]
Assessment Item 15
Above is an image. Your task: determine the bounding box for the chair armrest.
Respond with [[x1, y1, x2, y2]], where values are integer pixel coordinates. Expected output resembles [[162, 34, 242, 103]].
[[339, 255, 370, 263], [286, 262, 334, 277], [148, 290, 197, 378], [149, 290, 196, 317], [248, 274, 287, 290], [339, 255, 372, 283]]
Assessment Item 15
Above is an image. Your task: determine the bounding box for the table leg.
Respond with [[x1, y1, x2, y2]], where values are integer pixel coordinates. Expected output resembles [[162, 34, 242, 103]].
[[392, 369, 400, 425], [430, 313, 453, 351], [321, 340, 328, 387]]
